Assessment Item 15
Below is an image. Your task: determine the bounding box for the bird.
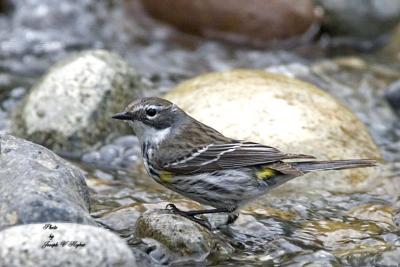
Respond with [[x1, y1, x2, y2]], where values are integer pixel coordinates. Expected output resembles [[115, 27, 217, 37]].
[[112, 97, 377, 229]]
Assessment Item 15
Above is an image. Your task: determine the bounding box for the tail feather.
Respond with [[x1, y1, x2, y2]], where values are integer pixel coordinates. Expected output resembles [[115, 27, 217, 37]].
[[291, 159, 378, 173]]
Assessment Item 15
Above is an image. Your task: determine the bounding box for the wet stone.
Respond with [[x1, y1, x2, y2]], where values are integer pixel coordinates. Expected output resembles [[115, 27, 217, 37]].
[[12, 50, 147, 156], [135, 209, 234, 263], [95, 201, 205, 234], [393, 208, 400, 228], [98, 145, 120, 162], [113, 135, 139, 147], [385, 79, 400, 115], [81, 135, 141, 170], [139, 238, 174, 265], [376, 247, 400, 266], [0, 223, 137, 267], [0, 134, 95, 230]]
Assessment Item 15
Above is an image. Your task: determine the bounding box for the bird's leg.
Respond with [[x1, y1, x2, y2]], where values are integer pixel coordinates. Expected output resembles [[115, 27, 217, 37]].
[[226, 212, 239, 225], [165, 204, 230, 229], [165, 203, 229, 215]]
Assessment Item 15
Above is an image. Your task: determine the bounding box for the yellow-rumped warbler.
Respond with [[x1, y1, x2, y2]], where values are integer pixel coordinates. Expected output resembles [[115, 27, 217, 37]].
[[113, 97, 377, 228]]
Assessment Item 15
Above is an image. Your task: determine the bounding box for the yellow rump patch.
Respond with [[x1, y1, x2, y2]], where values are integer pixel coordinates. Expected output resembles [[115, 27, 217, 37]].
[[256, 168, 277, 180], [159, 171, 174, 183]]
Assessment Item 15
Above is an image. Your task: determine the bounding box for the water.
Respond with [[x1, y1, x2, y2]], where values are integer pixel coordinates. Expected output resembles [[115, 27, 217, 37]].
[[1, 1, 399, 266]]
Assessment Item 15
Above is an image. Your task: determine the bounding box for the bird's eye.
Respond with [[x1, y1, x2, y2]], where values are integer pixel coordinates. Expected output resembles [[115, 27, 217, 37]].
[[145, 108, 157, 117]]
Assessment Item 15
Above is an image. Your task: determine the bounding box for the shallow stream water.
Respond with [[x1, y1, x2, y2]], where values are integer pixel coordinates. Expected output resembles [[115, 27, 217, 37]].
[[1, 1, 400, 266]]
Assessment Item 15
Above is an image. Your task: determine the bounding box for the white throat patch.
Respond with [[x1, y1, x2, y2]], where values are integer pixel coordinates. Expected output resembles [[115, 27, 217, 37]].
[[129, 121, 170, 145]]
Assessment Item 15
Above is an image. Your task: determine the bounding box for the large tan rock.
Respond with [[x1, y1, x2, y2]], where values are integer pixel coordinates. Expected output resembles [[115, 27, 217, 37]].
[[165, 70, 382, 193]]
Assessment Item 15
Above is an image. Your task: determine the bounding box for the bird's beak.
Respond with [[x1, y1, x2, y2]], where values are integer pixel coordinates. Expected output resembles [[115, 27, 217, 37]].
[[112, 112, 133, 121]]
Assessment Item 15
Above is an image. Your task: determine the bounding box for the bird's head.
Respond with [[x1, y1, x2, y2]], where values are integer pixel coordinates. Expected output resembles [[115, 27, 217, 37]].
[[112, 97, 185, 143]]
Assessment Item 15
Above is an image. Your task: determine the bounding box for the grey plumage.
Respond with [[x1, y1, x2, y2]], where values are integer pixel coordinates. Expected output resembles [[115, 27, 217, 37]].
[[291, 159, 377, 173], [113, 97, 378, 227]]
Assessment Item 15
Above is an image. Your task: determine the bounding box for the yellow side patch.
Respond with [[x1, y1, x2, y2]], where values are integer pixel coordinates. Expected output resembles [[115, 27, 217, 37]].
[[159, 171, 174, 183], [256, 168, 277, 180]]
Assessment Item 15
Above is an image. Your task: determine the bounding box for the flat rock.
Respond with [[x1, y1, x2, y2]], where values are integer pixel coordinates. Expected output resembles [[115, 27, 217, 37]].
[[0, 134, 94, 230], [13, 49, 147, 155], [0, 223, 136, 267], [165, 69, 382, 193]]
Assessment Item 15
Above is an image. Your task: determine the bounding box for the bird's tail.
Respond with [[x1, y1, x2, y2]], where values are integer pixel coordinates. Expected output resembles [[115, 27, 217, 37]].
[[291, 159, 378, 173]]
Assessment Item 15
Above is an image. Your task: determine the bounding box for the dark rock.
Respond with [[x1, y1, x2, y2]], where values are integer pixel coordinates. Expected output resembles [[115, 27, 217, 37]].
[[0, 0, 13, 14], [13, 50, 147, 156], [317, 0, 400, 38], [385, 80, 400, 114], [0, 134, 94, 230], [0, 223, 137, 267], [139, 0, 316, 44]]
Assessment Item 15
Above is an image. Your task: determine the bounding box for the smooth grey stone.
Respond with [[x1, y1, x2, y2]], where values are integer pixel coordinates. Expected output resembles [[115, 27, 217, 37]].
[[99, 144, 120, 162], [81, 151, 101, 163], [317, 0, 400, 38], [0, 223, 137, 267], [13, 50, 147, 155], [0, 134, 94, 230], [113, 135, 139, 147]]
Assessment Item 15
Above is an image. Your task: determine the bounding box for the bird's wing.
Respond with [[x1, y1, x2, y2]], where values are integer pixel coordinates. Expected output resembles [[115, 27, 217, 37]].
[[158, 141, 314, 174]]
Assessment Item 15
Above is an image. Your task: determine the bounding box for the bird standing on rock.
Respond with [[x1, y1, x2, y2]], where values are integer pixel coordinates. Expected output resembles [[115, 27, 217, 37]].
[[113, 97, 377, 229]]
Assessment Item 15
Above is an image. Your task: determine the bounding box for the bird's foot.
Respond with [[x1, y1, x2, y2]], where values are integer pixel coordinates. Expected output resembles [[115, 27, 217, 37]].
[[226, 212, 239, 225], [165, 203, 212, 230]]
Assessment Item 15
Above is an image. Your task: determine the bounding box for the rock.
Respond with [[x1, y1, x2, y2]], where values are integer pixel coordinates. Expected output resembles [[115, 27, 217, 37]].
[[383, 24, 400, 58], [376, 247, 400, 266], [81, 135, 141, 170], [393, 208, 400, 227], [0, 0, 12, 14], [0, 223, 136, 267], [139, 0, 316, 44], [135, 209, 233, 262], [0, 134, 94, 230], [384, 80, 400, 114], [13, 50, 147, 155], [97, 201, 203, 232], [316, 0, 400, 38], [165, 70, 382, 193]]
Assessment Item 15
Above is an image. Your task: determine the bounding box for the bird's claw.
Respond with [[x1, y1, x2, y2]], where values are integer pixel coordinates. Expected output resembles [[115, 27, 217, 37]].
[[165, 203, 180, 212], [165, 203, 212, 230]]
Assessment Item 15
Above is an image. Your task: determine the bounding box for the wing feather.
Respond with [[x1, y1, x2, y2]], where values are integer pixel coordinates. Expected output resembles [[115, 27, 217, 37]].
[[161, 141, 314, 174]]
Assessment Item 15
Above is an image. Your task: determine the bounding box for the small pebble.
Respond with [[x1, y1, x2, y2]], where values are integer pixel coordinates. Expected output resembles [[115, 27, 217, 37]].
[[99, 144, 120, 162]]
